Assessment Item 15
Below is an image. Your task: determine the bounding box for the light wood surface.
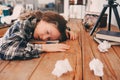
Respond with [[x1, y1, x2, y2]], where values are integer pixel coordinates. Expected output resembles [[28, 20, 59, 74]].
[[0, 26, 9, 37], [0, 19, 120, 80]]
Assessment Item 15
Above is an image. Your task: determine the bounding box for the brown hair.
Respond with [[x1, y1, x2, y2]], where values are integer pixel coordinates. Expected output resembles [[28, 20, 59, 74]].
[[41, 11, 68, 42]]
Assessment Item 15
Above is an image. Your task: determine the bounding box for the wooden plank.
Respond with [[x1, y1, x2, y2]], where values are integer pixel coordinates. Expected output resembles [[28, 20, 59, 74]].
[[112, 46, 120, 59], [80, 24, 100, 80], [0, 60, 10, 71], [74, 33, 82, 80], [0, 55, 45, 80], [104, 47, 120, 80], [58, 39, 81, 80], [74, 20, 84, 80]]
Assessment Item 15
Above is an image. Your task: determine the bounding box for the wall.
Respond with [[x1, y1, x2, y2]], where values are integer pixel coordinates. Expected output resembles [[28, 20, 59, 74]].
[[112, 0, 120, 27], [69, 0, 86, 19], [38, 0, 69, 20], [59, 0, 69, 20], [88, 0, 120, 27], [24, 0, 38, 10], [69, 5, 85, 19], [38, 0, 55, 4]]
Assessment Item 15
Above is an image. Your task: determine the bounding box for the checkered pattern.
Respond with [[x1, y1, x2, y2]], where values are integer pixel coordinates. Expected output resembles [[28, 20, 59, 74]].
[[0, 17, 43, 60]]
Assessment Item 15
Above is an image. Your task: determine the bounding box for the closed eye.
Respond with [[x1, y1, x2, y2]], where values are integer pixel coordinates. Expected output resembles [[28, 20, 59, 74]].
[[46, 31, 51, 40], [47, 31, 49, 34]]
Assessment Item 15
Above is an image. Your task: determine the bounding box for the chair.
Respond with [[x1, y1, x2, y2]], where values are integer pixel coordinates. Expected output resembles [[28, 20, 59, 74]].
[[1, 4, 24, 24]]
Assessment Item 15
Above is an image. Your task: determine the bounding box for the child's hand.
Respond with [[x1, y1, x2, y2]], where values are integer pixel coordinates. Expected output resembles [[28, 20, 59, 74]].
[[67, 31, 77, 40], [42, 44, 70, 52]]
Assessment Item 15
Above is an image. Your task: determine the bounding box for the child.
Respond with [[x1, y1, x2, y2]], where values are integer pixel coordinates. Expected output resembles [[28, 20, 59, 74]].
[[0, 10, 77, 60]]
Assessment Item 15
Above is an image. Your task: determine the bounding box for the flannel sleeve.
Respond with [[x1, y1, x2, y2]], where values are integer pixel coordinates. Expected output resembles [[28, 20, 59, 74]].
[[0, 19, 43, 60]]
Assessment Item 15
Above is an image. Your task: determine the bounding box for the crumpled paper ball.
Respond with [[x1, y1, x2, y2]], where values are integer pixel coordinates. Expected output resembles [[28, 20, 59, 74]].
[[98, 40, 111, 52], [52, 58, 73, 77], [89, 58, 104, 77]]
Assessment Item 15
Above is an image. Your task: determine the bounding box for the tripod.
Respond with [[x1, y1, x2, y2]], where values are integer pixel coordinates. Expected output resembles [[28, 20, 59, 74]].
[[90, 1, 120, 35]]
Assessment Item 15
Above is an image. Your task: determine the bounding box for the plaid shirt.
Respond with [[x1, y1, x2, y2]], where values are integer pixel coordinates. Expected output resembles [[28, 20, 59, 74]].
[[0, 17, 43, 60]]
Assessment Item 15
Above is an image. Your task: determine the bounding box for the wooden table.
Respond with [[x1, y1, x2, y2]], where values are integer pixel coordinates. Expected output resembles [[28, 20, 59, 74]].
[[0, 19, 120, 80], [0, 26, 9, 37]]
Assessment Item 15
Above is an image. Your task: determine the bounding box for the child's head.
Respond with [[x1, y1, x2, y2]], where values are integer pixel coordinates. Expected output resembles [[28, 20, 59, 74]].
[[41, 11, 68, 42], [20, 10, 68, 42]]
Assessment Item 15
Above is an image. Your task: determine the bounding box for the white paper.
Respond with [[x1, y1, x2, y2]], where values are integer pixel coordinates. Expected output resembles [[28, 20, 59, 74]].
[[52, 58, 73, 77], [89, 58, 104, 77], [98, 40, 111, 52]]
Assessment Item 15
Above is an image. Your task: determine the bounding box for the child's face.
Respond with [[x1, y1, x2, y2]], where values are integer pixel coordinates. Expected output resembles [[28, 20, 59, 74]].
[[34, 20, 61, 41]]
